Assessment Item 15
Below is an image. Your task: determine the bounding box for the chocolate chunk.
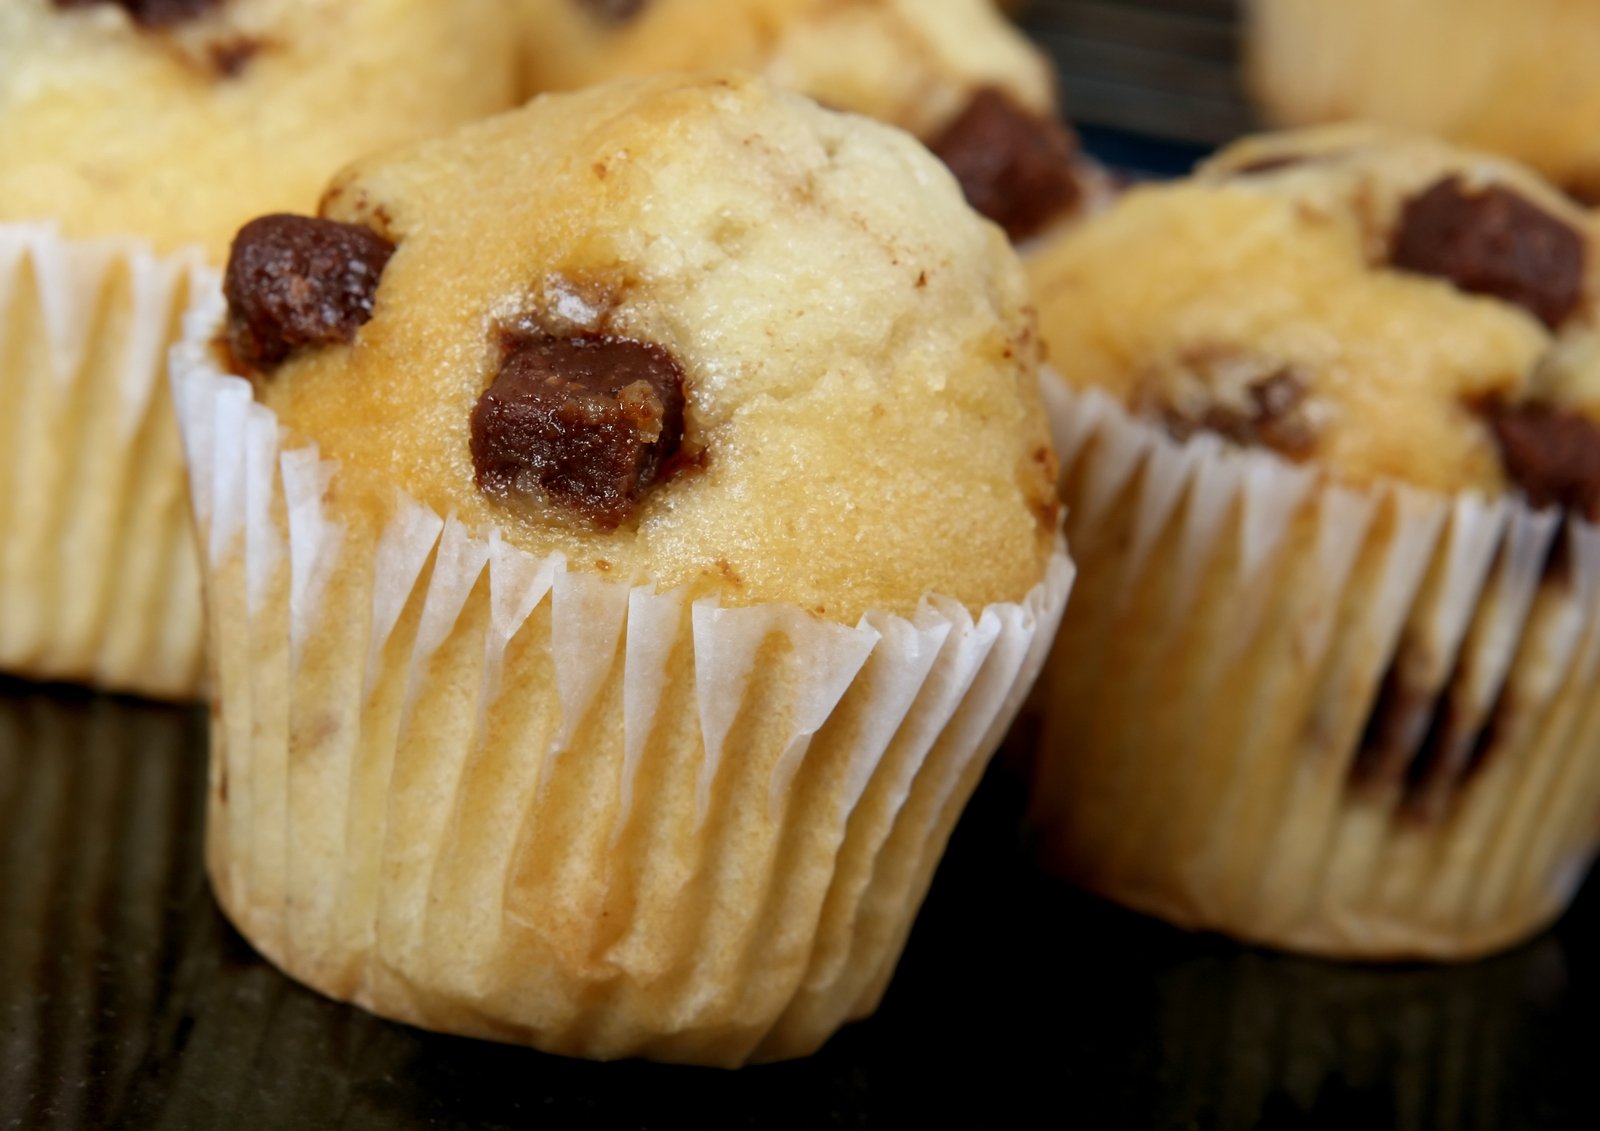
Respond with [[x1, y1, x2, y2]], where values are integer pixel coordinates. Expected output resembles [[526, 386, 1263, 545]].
[[928, 87, 1082, 242], [1351, 663, 1438, 796], [1484, 401, 1600, 518], [576, 0, 647, 23], [1391, 176, 1586, 329], [1350, 660, 1502, 826], [223, 215, 395, 372], [470, 332, 687, 528], [1161, 368, 1317, 459], [53, 0, 221, 29]]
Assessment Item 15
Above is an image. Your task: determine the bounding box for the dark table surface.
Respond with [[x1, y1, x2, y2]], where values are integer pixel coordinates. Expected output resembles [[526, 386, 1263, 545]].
[[3, 680, 1599, 1131]]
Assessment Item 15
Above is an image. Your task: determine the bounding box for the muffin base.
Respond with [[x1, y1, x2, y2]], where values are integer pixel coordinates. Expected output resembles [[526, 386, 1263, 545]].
[[0, 224, 208, 700], [1032, 376, 1600, 961]]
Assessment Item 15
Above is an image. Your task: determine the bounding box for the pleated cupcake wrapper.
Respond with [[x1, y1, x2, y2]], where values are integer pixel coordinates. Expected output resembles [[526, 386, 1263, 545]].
[[172, 300, 1073, 1065], [1033, 373, 1600, 960], [0, 223, 209, 700]]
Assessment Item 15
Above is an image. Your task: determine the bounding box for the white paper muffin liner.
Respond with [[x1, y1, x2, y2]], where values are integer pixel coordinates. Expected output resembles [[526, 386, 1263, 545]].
[[0, 223, 209, 700], [171, 296, 1074, 1066], [1032, 373, 1600, 961]]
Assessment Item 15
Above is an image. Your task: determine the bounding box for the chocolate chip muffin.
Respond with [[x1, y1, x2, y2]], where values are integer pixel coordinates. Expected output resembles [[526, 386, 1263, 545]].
[[1027, 124, 1600, 960], [2, 0, 516, 260], [0, 0, 515, 699], [1247, 0, 1600, 204], [516, 0, 1093, 241], [171, 73, 1072, 1064]]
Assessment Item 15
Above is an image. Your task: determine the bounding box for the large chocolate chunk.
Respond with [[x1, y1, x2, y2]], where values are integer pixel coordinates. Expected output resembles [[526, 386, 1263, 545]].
[[1485, 401, 1600, 518], [53, 0, 221, 29], [471, 332, 687, 528], [928, 87, 1082, 242], [1391, 176, 1586, 329], [223, 215, 395, 372]]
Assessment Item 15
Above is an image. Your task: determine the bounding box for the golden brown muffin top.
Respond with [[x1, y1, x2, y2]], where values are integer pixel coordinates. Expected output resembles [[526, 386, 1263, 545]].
[[1032, 124, 1600, 513], [0, 0, 516, 262], [223, 74, 1059, 621]]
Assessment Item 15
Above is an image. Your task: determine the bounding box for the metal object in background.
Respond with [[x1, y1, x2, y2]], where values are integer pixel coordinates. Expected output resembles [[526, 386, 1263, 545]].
[[1021, 0, 1256, 144]]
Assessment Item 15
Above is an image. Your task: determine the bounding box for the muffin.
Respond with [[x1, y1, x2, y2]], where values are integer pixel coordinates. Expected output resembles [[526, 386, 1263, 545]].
[[170, 73, 1073, 1064], [0, 0, 515, 698], [1247, 0, 1600, 203], [514, 0, 1097, 242], [1028, 124, 1600, 961]]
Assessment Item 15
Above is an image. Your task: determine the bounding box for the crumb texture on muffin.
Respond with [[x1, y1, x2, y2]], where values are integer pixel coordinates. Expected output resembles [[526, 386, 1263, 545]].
[[0, 0, 517, 261], [1030, 125, 1600, 505], [238, 73, 1057, 622]]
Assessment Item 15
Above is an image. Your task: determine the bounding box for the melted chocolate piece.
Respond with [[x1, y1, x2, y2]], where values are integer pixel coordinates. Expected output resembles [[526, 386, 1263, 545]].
[[470, 332, 687, 528], [223, 215, 395, 372], [576, 0, 647, 23], [1349, 660, 1503, 826], [1161, 368, 1316, 459], [928, 87, 1082, 242], [53, 0, 221, 29], [1391, 176, 1586, 329], [1485, 401, 1600, 518]]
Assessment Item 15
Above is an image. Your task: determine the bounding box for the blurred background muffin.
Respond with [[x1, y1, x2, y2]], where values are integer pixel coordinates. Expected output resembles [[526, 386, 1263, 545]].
[[515, 0, 1097, 241], [1, 0, 516, 262], [0, 0, 515, 699], [1027, 124, 1600, 960], [1247, 0, 1600, 204]]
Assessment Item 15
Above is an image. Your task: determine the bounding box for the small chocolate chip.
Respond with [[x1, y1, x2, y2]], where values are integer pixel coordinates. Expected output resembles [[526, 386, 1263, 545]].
[[470, 332, 687, 529], [1391, 176, 1586, 329], [53, 0, 222, 29], [928, 87, 1082, 242], [223, 215, 395, 372], [1161, 368, 1317, 460], [1484, 401, 1600, 518], [575, 0, 647, 23]]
